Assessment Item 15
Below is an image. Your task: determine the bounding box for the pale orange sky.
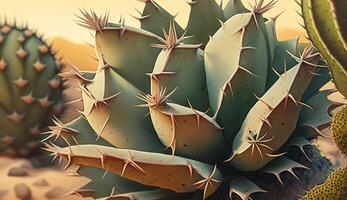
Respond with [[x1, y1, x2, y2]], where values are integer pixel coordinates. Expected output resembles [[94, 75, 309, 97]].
[[0, 0, 303, 43]]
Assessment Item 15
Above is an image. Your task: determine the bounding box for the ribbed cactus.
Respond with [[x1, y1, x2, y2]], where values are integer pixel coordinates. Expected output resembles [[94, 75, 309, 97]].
[[300, 1, 347, 199], [301, 0, 347, 97], [46, 0, 334, 199], [301, 0, 347, 159], [0, 22, 64, 157]]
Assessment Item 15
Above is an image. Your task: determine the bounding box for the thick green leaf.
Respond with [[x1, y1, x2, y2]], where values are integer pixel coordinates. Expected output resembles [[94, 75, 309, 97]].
[[45, 144, 223, 199], [204, 12, 267, 143]]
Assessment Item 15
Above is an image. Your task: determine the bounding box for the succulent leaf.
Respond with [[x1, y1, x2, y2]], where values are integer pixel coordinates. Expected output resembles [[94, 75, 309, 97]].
[[45, 144, 223, 199], [285, 137, 312, 161], [93, 23, 163, 92], [144, 98, 227, 162], [223, 0, 249, 20], [302, 62, 331, 101], [264, 17, 277, 63], [96, 189, 191, 200], [296, 90, 335, 139], [60, 64, 95, 86], [261, 157, 309, 185], [150, 48, 209, 111], [81, 68, 166, 153], [185, 0, 225, 47], [150, 22, 209, 111], [204, 12, 268, 143], [55, 116, 155, 198], [136, 0, 184, 38], [266, 38, 299, 89], [229, 176, 266, 200], [230, 47, 321, 171]]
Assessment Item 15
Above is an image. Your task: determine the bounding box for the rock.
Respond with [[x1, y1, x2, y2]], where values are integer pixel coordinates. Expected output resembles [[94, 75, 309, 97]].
[[14, 183, 31, 200], [33, 179, 50, 187], [8, 167, 28, 177]]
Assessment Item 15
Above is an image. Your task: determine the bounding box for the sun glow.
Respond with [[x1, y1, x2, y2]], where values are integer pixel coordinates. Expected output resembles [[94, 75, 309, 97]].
[[1, 0, 304, 43]]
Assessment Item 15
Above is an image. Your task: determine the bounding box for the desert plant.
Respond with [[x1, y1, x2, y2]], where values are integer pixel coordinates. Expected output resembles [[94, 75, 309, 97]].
[[331, 105, 347, 157], [0, 21, 64, 157], [301, 0, 347, 160], [299, 104, 347, 200], [300, 1, 347, 199], [300, 104, 347, 200], [301, 0, 347, 97], [300, 167, 347, 200], [46, 0, 334, 199]]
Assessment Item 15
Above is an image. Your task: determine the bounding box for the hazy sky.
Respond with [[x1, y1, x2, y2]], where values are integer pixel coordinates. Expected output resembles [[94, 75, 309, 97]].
[[0, 0, 303, 43]]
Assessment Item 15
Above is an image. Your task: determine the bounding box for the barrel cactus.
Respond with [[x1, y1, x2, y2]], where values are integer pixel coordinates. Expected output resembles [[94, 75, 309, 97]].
[[46, 0, 334, 199], [0, 21, 64, 157]]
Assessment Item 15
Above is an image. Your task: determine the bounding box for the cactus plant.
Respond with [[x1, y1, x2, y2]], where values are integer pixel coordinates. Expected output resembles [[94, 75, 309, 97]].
[[332, 105, 347, 157], [0, 157, 91, 200], [301, 0, 347, 159], [301, 0, 347, 97], [46, 0, 335, 199], [300, 1, 347, 199], [0, 21, 64, 157], [299, 100, 347, 200], [300, 167, 347, 200]]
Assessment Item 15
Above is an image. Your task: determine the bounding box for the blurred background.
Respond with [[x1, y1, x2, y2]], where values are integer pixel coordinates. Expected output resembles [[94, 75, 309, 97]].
[[1, 0, 306, 71], [1, 0, 345, 166]]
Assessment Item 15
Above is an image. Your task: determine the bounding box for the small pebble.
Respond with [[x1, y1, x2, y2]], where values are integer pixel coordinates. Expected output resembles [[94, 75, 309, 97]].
[[8, 167, 28, 177], [33, 179, 49, 187], [14, 183, 31, 200]]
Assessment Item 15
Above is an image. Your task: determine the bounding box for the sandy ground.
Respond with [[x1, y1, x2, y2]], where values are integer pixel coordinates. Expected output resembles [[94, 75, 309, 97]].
[[0, 157, 91, 200]]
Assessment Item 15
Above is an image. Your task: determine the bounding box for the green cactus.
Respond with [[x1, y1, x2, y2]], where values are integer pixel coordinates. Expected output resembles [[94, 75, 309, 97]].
[[45, 1, 334, 199], [301, 0, 347, 98], [300, 167, 347, 200], [332, 105, 347, 156], [301, 0, 347, 156], [299, 105, 347, 200], [0, 22, 64, 157], [300, 1, 347, 199]]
